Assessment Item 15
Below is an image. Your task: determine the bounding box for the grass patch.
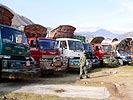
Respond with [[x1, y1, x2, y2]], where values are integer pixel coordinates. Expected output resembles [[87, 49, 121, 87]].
[[0, 92, 104, 100]]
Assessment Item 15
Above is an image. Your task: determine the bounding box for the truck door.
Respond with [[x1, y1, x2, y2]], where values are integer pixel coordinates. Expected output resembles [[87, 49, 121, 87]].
[[29, 40, 41, 61], [58, 40, 68, 56]]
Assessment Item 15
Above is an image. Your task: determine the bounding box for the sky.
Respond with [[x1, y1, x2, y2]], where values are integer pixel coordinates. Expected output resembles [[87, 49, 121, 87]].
[[1, 0, 133, 33]]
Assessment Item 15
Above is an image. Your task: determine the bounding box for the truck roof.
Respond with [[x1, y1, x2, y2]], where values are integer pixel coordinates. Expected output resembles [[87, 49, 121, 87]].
[[28, 37, 56, 42], [0, 24, 23, 32], [56, 38, 81, 41]]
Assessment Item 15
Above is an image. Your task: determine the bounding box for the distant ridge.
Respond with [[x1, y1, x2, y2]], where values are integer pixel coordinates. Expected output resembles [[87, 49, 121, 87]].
[[75, 28, 120, 39], [117, 32, 133, 40]]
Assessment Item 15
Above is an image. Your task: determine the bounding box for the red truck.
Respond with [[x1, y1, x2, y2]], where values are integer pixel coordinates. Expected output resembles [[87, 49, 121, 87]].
[[90, 37, 108, 60], [22, 24, 66, 75]]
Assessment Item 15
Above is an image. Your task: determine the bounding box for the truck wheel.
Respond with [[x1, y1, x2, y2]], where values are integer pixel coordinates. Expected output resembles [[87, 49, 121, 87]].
[[118, 59, 123, 66]]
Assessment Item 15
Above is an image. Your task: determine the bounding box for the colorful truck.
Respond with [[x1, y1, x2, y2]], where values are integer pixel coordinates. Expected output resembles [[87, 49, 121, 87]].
[[90, 37, 108, 60], [90, 37, 119, 67], [0, 24, 40, 79], [83, 43, 100, 68], [56, 38, 92, 70], [111, 38, 132, 65], [23, 24, 66, 75], [50, 25, 92, 70], [0, 5, 40, 80]]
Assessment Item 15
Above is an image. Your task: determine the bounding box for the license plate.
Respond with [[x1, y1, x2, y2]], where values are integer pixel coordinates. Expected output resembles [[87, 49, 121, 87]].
[[54, 61, 61, 67], [26, 61, 30, 66]]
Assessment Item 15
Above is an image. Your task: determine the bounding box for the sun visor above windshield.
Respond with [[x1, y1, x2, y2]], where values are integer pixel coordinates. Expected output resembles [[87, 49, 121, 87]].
[[90, 37, 104, 44]]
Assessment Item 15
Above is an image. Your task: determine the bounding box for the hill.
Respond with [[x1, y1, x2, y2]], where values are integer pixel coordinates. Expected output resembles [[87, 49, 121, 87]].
[[0, 3, 34, 28], [75, 28, 120, 39], [117, 32, 133, 40]]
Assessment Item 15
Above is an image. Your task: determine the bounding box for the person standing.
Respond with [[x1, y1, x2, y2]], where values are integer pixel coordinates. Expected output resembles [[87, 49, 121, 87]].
[[79, 51, 90, 79]]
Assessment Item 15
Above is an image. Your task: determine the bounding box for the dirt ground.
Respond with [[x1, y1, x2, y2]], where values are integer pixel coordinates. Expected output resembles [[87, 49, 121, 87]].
[[0, 65, 133, 100]]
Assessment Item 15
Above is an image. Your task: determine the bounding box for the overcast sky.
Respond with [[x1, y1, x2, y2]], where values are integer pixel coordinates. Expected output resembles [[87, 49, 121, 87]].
[[1, 0, 133, 33]]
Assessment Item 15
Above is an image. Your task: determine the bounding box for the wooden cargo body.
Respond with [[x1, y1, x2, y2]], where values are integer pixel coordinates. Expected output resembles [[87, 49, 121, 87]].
[[24, 24, 47, 38], [50, 25, 76, 39], [0, 6, 14, 26]]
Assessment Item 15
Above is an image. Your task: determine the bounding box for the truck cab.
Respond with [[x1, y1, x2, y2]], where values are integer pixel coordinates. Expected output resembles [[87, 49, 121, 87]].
[[90, 37, 108, 60], [28, 37, 66, 73], [0, 24, 40, 79], [56, 38, 85, 69]]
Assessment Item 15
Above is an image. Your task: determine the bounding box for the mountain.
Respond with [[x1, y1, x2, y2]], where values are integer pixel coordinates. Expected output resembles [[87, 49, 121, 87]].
[[0, 3, 34, 28], [75, 28, 120, 39], [118, 32, 133, 40]]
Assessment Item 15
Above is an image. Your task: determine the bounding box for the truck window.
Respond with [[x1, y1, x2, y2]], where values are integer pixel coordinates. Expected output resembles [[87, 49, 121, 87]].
[[60, 41, 67, 49], [1, 26, 28, 45], [1, 27, 14, 43], [68, 40, 84, 50], [30, 40, 38, 48], [39, 40, 56, 50]]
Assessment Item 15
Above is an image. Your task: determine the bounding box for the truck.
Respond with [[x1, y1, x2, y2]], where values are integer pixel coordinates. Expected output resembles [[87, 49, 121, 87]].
[[90, 37, 119, 67], [50, 25, 92, 70], [73, 35, 86, 43], [111, 38, 132, 65], [0, 5, 40, 80], [90, 37, 108, 60], [23, 24, 66, 75], [83, 43, 100, 68], [0, 24, 40, 79], [56, 38, 92, 70]]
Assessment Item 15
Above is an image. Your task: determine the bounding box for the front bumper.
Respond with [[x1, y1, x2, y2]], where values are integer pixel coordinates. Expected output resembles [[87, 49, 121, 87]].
[[2, 67, 41, 79]]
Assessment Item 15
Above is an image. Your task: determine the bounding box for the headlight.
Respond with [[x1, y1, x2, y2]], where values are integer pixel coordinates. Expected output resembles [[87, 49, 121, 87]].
[[3, 55, 11, 59]]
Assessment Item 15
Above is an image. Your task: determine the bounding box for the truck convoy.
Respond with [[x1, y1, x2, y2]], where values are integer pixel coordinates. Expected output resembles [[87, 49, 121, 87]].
[[23, 24, 66, 75], [101, 38, 133, 66], [90, 37, 119, 67], [0, 6, 40, 80]]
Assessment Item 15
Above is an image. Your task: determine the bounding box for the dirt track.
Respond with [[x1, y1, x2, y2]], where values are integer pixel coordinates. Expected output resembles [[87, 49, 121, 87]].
[[0, 66, 133, 100]]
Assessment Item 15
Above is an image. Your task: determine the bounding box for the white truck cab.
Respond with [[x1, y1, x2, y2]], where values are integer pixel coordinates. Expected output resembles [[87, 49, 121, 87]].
[[56, 38, 84, 58], [55, 38, 84, 69]]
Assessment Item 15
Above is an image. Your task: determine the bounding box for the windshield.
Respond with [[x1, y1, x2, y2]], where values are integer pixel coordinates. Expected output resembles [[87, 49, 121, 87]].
[[39, 40, 56, 50], [118, 50, 128, 55], [68, 40, 84, 50], [83, 43, 88, 51], [102, 45, 112, 52], [83, 43, 94, 53], [1, 26, 28, 45]]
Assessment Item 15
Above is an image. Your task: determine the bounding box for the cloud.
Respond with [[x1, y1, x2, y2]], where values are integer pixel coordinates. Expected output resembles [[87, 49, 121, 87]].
[[121, 0, 133, 10]]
